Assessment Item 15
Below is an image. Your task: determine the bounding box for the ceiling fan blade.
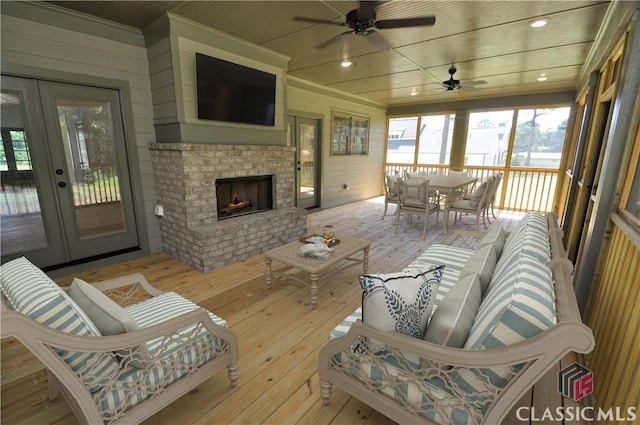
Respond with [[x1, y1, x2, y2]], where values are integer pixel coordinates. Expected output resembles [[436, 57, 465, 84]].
[[364, 30, 392, 50], [462, 80, 488, 86], [375, 16, 436, 29], [293, 16, 344, 26], [315, 30, 353, 49]]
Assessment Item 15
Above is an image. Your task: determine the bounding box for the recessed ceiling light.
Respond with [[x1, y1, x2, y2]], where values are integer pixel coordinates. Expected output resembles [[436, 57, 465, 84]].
[[537, 73, 548, 82], [410, 89, 418, 96], [529, 18, 549, 28], [340, 59, 353, 68]]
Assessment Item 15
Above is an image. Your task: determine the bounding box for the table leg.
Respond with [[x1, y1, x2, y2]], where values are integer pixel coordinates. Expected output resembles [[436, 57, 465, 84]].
[[310, 273, 319, 309], [444, 203, 450, 235], [265, 256, 272, 289], [363, 246, 370, 274]]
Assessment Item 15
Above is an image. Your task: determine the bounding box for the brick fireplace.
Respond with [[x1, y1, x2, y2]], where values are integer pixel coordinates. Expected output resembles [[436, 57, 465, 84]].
[[149, 143, 307, 271]]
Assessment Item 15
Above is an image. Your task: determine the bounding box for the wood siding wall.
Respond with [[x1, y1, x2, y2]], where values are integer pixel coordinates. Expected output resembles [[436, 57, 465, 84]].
[[585, 217, 640, 412], [287, 81, 387, 210]]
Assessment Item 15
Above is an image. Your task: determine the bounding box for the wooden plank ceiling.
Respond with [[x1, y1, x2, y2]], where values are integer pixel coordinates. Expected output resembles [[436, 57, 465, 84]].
[[49, 1, 610, 106]]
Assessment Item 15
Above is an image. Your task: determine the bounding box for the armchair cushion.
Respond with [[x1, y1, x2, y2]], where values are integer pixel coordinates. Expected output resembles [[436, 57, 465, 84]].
[[359, 266, 444, 342], [424, 273, 481, 348], [0, 257, 120, 391], [70, 278, 139, 335], [70, 278, 151, 369]]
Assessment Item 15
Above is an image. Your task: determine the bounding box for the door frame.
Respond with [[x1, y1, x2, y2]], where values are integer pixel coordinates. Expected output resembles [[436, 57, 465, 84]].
[[288, 111, 323, 210], [1, 64, 150, 269]]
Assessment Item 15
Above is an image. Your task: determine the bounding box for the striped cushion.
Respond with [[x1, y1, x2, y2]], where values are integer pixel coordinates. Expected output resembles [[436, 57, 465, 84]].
[[465, 254, 556, 349], [456, 253, 556, 395], [0, 257, 120, 392], [95, 292, 228, 418]]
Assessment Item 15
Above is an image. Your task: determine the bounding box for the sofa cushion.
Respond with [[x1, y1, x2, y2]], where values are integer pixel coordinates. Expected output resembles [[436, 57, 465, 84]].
[[424, 273, 481, 348], [478, 227, 506, 257], [464, 254, 556, 350], [459, 245, 497, 295], [359, 266, 444, 341], [407, 245, 474, 309], [0, 257, 120, 392]]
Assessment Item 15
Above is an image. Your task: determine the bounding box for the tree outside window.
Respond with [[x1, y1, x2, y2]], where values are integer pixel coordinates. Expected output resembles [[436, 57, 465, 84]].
[[512, 107, 571, 168]]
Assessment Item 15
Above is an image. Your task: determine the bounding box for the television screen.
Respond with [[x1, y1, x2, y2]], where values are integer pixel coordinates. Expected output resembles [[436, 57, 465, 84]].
[[195, 53, 276, 127]]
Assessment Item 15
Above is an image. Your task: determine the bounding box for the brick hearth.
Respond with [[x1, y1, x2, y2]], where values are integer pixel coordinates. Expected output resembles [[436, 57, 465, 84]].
[[149, 143, 307, 271]]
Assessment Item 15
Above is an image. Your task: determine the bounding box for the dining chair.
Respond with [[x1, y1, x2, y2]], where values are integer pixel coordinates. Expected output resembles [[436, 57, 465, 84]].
[[382, 172, 400, 219], [394, 178, 440, 240], [445, 175, 496, 234], [487, 172, 503, 219], [446, 169, 472, 201]]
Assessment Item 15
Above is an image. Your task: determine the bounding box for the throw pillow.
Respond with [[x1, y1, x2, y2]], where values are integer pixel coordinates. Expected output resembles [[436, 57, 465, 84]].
[[467, 181, 488, 207], [359, 265, 445, 343], [424, 273, 481, 347], [478, 227, 506, 257], [459, 245, 497, 295], [70, 278, 150, 368]]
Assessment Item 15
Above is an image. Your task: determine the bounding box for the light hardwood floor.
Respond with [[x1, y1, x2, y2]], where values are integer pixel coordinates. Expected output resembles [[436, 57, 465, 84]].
[[1, 198, 568, 425]]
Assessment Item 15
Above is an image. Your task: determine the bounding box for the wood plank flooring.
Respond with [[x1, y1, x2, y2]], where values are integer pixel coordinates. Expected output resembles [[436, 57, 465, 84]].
[[1, 198, 569, 425]]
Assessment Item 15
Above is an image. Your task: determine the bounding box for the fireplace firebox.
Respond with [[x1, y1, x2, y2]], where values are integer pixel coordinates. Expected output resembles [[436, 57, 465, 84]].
[[216, 175, 274, 220]]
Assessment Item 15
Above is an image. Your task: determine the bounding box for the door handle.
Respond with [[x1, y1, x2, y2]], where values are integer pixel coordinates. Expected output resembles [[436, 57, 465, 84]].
[[58, 181, 67, 188]]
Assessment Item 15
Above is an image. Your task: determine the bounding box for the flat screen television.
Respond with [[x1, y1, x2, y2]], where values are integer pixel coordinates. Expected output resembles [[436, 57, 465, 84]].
[[195, 52, 276, 126]]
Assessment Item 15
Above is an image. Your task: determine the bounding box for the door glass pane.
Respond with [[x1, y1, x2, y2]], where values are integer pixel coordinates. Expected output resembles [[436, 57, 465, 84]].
[[0, 93, 48, 254], [56, 99, 125, 238], [299, 123, 316, 202]]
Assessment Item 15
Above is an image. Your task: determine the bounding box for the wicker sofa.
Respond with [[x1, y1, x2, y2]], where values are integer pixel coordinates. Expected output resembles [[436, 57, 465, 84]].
[[319, 213, 595, 425], [0, 259, 239, 425]]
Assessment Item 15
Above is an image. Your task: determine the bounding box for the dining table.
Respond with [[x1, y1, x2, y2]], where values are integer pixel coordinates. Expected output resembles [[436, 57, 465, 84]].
[[405, 173, 477, 234]]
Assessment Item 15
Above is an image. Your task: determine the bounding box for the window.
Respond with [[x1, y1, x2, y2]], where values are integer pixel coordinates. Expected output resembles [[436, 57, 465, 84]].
[[464, 110, 513, 166], [464, 108, 571, 168], [385, 114, 455, 165], [511, 107, 571, 168], [386, 117, 418, 163], [0, 129, 32, 171], [331, 110, 369, 155], [417, 114, 455, 165]]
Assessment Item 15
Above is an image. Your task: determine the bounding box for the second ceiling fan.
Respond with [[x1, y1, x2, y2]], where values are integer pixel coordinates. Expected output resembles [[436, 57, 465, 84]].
[[293, 1, 436, 48]]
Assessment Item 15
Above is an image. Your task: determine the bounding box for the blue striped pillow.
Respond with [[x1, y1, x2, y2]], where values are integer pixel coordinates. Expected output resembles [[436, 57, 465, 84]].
[[0, 257, 120, 392]]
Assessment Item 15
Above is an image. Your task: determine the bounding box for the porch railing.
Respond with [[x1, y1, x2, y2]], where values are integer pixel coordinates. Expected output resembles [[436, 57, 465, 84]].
[[1, 165, 120, 216], [384, 163, 558, 213]]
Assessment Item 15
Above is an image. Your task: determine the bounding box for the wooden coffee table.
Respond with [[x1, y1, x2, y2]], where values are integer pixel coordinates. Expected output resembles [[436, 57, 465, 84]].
[[264, 236, 370, 309]]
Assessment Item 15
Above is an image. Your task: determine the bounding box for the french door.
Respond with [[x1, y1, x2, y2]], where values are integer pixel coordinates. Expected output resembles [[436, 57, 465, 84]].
[[1, 76, 139, 268], [289, 116, 320, 209]]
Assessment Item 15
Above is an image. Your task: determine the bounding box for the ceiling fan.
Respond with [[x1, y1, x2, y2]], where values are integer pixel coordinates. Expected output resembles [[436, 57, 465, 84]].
[[293, 1, 435, 48], [441, 65, 487, 91]]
